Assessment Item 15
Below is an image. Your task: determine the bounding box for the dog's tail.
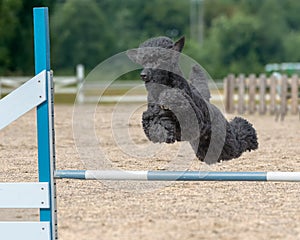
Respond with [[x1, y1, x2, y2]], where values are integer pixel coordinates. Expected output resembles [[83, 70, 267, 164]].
[[229, 117, 258, 153]]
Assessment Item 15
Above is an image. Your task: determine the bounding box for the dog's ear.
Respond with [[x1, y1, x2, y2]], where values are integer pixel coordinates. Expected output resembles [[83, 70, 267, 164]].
[[173, 36, 185, 52], [126, 49, 140, 64]]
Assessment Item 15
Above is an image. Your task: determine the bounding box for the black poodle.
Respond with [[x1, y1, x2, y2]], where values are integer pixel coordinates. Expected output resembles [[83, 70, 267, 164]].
[[127, 36, 258, 164]]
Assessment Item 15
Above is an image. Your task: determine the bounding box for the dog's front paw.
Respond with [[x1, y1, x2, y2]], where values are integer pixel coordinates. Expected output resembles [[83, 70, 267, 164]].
[[142, 111, 153, 141], [148, 123, 171, 143], [142, 115, 176, 144], [142, 111, 168, 143]]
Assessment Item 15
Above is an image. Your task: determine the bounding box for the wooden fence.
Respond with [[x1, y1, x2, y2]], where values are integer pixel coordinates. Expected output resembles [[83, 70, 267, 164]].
[[0, 64, 84, 99], [224, 73, 300, 119]]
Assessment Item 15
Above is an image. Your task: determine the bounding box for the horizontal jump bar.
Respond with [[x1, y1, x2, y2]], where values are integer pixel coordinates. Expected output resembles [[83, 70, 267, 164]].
[[54, 170, 300, 182]]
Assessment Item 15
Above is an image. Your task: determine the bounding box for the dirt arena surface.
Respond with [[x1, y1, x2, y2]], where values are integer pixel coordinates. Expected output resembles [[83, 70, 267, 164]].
[[1, 104, 300, 240]]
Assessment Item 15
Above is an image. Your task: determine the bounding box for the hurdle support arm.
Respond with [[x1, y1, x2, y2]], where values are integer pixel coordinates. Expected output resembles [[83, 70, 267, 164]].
[[0, 71, 47, 130]]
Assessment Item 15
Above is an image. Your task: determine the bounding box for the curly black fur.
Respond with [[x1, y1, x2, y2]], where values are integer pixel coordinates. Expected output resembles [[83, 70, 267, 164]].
[[127, 36, 258, 164]]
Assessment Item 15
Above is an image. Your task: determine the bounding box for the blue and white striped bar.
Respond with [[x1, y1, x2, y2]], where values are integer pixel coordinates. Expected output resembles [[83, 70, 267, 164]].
[[54, 170, 300, 182]]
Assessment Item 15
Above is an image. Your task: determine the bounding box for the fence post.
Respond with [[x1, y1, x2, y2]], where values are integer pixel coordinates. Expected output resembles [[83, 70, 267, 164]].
[[279, 75, 288, 120], [224, 74, 235, 113], [76, 64, 85, 103], [224, 77, 228, 112], [237, 74, 245, 114], [259, 74, 267, 115], [291, 74, 299, 115], [248, 74, 256, 114], [269, 74, 277, 115]]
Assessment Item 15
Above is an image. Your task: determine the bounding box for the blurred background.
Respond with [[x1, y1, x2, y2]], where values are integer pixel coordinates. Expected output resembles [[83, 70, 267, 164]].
[[1, 0, 300, 78]]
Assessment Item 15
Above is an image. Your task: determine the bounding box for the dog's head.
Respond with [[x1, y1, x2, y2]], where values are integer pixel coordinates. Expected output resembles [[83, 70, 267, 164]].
[[127, 36, 185, 84]]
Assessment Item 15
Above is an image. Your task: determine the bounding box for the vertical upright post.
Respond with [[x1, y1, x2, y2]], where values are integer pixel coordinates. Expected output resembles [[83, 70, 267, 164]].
[[280, 75, 288, 120], [76, 64, 85, 103], [224, 74, 235, 113], [269, 74, 277, 115], [248, 74, 256, 114], [259, 74, 267, 115], [33, 7, 57, 240], [237, 74, 245, 114], [291, 74, 299, 115]]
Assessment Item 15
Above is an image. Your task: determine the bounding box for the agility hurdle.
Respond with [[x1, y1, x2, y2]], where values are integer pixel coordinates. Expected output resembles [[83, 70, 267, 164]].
[[1, 7, 300, 240], [0, 7, 57, 240], [54, 170, 300, 182]]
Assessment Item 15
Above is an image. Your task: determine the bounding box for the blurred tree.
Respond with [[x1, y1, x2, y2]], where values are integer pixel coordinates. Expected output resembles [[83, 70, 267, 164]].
[[185, 0, 300, 78], [101, 0, 190, 50], [51, 0, 114, 73], [283, 32, 300, 62], [51, 0, 190, 74], [278, 0, 300, 31], [203, 0, 237, 29], [0, 0, 55, 75], [134, 0, 189, 37], [197, 12, 263, 78], [2, 0, 300, 77], [255, 0, 287, 63], [0, 0, 21, 74]]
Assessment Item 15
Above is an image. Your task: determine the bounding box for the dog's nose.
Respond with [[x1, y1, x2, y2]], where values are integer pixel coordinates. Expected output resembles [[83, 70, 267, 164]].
[[140, 72, 147, 81], [140, 68, 151, 81]]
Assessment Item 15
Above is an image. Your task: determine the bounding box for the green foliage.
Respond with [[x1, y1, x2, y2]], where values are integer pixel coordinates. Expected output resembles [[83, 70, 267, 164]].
[[94, 0, 190, 50], [2, 0, 300, 78], [283, 32, 300, 62], [51, 0, 190, 75], [0, 0, 22, 74], [200, 12, 263, 77], [51, 0, 114, 73], [193, 0, 300, 78], [0, 0, 55, 75]]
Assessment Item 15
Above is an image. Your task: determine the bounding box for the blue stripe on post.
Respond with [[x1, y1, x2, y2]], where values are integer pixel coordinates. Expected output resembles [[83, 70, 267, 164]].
[[199, 172, 267, 181], [33, 7, 55, 240], [147, 171, 267, 181], [54, 170, 86, 179], [34, 8, 50, 73], [147, 171, 191, 181]]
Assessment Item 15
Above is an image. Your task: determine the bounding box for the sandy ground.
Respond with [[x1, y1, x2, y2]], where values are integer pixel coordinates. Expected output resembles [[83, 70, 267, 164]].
[[1, 104, 300, 240]]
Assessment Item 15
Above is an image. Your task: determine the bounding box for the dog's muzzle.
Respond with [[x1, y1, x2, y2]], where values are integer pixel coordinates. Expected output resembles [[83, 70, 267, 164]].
[[140, 68, 152, 82]]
